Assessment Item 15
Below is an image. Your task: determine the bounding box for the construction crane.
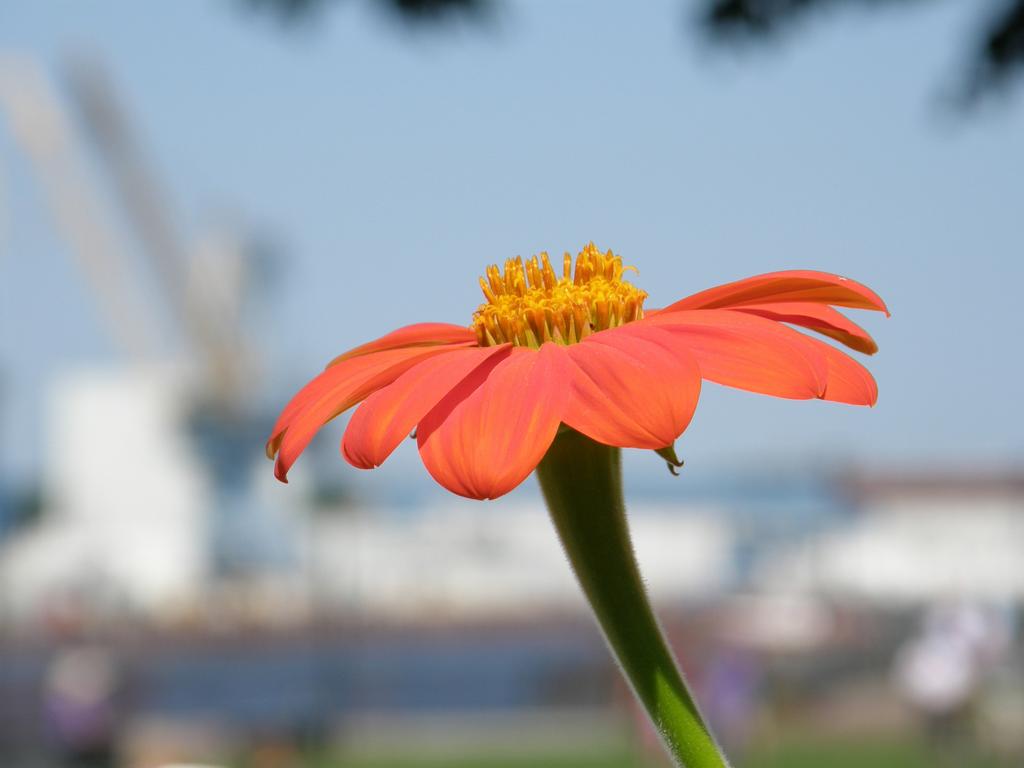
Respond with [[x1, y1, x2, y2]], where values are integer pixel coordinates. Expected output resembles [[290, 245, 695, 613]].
[[63, 55, 255, 413], [0, 56, 156, 360], [0, 54, 289, 577]]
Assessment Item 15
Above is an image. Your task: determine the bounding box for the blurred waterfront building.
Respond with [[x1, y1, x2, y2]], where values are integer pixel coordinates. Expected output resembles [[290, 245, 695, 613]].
[[304, 501, 733, 619], [0, 366, 210, 620], [759, 471, 1024, 603]]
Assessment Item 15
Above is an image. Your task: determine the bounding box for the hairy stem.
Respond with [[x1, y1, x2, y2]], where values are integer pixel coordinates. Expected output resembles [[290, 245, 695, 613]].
[[536, 429, 729, 768]]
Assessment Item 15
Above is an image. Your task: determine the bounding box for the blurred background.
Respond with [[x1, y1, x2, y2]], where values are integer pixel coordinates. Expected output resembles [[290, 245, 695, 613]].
[[1, 1, 1023, 767]]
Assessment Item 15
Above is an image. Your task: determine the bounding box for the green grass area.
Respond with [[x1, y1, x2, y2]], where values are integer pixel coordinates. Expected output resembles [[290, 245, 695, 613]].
[[294, 739, 1004, 768], [744, 738, 1002, 768], [226, 730, 1010, 768]]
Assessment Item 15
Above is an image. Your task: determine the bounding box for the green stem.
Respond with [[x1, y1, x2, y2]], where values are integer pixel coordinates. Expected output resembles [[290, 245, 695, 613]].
[[536, 428, 730, 768]]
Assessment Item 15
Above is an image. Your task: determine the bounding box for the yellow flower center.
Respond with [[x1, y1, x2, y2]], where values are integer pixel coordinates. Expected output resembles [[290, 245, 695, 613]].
[[472, 243, 647, 347]]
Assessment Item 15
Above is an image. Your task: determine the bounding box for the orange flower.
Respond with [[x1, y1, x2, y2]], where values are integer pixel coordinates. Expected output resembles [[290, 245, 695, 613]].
[[267, 243, 887, 499]]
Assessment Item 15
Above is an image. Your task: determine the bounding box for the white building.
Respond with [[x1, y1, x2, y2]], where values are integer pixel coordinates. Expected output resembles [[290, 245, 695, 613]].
[[304, 498, 733, 619], [758, 472, 1024, 603], [0, 366, 210, 621]]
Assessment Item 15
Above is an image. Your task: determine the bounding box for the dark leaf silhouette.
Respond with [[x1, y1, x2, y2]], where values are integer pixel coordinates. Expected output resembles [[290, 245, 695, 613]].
[[238, 0, 1024, 102], [239, 0, 487, 24], [699, 0, 1024, 101]]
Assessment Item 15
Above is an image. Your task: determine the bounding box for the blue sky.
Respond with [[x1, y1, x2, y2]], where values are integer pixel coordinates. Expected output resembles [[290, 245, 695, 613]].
[[1, 0, 1022, 491]]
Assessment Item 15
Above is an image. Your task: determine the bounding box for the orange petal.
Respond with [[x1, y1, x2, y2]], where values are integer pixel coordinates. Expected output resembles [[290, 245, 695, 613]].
[[563, 324, 701, 449], [735, 302, 878, 355], [268, 341, 475, 458], [664, 270, 889, 315], [270, 345, 463, 481], [328, 322, 477, 366], [643, 309, 828, 400], [800, 336, 879, 406], [342, 345, 512, 469], [417, 345, 570, 500]]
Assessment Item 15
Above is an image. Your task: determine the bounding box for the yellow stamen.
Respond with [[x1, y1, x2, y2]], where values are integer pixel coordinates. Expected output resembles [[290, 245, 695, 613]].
[[472, 242, 648, 348]]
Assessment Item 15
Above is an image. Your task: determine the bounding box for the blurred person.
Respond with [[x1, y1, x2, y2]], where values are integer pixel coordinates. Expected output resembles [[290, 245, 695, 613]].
[[43, 646, 121, 768], [628, 644, 739, 766], [892, 602, 1008, 765], [700, 646, 760, 758]]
